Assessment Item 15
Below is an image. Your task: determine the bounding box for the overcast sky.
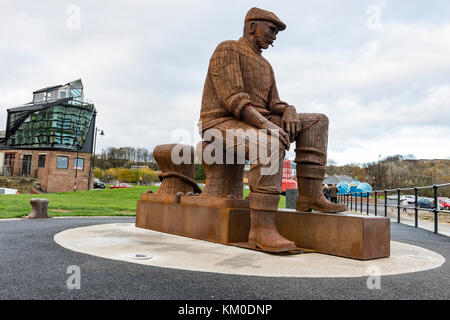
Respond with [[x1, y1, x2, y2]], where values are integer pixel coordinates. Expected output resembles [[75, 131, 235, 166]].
[[1, 0, 449, 165]]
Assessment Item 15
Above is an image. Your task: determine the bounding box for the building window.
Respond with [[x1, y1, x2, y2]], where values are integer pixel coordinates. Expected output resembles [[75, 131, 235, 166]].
[[70, 88, 82, 99], [7, 104, 94, 150], [22, 155, 32, 176], [47, 90, 58, 101], [57, 156, 69, 169], [74, 158, 84, 170], [4, 153, 15, 175], [33, 92, 46, 103], [38, 155, 46, 168]]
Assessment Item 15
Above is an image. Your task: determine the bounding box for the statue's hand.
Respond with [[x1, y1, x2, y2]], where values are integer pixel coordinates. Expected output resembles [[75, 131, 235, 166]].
[[281, 105, 301, 142], [241, 103, 289, 149], [261, 120, 290, 150]]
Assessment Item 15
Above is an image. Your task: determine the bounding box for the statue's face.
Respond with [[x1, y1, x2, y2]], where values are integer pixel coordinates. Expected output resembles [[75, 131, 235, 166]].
[[254, 20, 278, 50]]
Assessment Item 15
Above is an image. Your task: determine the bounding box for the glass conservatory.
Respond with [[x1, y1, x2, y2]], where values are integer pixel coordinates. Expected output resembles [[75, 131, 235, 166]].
[[1, 79, 96, 152]]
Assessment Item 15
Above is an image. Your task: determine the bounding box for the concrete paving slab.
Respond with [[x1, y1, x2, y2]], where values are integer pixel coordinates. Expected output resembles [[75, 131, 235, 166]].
[[54, 223, 445, 278]]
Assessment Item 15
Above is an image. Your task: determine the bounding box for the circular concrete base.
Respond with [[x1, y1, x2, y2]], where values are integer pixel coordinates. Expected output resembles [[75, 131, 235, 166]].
[[54, 223, 445, 278]]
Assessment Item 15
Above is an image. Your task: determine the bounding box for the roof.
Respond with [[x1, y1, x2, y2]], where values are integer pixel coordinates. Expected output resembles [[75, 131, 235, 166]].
[[33, 85, 63, 94], [32, 79, 83, 94], [7, 97, 73, 113], [323, 175, 353, 185]]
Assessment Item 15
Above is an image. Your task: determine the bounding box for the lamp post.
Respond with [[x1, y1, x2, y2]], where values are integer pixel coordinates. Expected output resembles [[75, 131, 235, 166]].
[[74, 145, 79, 192], [89, 127, 104, 189], [377, 154, 382, 188], [100, 148, 105, 181]]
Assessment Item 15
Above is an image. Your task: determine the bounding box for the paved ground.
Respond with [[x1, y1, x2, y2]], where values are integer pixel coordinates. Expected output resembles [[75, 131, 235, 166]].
[[54, 223, 445, 278], [0, 217, 449, 300]]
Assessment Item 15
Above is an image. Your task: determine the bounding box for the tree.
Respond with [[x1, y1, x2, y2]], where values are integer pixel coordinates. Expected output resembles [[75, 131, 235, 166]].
[[194, 164, 205, 181], [351, 166, 367, 182], [326, 158, 338, 176], [365, 161, 388, 189]]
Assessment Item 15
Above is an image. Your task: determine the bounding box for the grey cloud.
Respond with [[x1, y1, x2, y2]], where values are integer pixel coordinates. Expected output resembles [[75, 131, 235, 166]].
[[1, 0, 449, 164]]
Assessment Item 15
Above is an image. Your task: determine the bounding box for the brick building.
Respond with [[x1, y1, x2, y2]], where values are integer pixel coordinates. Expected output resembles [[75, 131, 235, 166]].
[[0, 79, 97, 193]]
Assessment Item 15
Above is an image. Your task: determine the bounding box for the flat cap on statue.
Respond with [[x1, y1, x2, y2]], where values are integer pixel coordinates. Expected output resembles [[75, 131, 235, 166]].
[[244, 7, 286, 31]]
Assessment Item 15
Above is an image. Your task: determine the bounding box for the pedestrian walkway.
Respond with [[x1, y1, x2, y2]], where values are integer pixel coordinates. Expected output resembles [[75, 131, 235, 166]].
[[388, 213, 450, 237], [348, 208, 450, 237]]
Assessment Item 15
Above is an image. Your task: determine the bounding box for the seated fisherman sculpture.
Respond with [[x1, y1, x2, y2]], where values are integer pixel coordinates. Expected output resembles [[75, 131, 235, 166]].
[[198, 7, 348, 252]]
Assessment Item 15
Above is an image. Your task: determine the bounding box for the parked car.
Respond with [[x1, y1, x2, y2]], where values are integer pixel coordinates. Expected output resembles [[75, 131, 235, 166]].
[[403, 195, 416, 203], [110, 183, 133, 189], [418, 197, 443, 210], [387, 194, 407, 201], [0, 187, 19, 195], [417, 197, 433, 208], [94, 178, 106, 189], [438, 198, 450, 210], [387, 194, 398, 200]]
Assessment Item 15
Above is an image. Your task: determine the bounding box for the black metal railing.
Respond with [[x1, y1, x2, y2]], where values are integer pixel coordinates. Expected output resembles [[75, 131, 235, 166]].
[[338, 183, 450, 234]]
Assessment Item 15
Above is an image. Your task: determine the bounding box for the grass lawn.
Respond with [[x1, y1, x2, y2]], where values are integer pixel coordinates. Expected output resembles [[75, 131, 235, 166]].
[[0, 186, 286, 219]]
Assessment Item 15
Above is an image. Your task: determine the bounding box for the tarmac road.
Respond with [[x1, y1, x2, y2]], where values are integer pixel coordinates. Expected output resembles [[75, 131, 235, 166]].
[[0, 217, 449, 300]]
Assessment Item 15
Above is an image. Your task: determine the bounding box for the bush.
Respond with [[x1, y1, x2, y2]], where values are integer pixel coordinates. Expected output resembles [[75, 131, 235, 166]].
[[97, 167, 160, 184], [94, 168, 101, 179]]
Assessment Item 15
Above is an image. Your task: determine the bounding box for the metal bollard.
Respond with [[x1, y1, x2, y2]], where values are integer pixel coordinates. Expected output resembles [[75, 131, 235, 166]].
[[285, 188, 298, 209]]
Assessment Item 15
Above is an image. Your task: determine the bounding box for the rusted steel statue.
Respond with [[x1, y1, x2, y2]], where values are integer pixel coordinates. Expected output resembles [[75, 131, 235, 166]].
[[153, 144, 201, 196], [137, 7, 389, 260], [197, 7, 348, 252]]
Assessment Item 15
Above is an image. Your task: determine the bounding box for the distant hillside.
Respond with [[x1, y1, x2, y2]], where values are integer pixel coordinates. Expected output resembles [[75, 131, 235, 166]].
[[326, 155, 450, 196]]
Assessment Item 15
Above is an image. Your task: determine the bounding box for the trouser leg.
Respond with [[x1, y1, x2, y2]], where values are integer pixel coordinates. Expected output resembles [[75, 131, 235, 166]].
[[294, 113, 347, 213], [203, 121, 296, 252], [204, 120, 284, 195]]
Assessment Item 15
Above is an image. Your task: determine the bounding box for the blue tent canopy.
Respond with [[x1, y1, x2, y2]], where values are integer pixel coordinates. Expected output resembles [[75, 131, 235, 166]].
[[337, 182, 349, 194]]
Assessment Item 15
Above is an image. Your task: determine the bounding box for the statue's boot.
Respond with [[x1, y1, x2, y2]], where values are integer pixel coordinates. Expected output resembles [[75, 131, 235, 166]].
[[294, 114, 347, 213], [248, 193, 297, 252], [295, 164, 347, 213]]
